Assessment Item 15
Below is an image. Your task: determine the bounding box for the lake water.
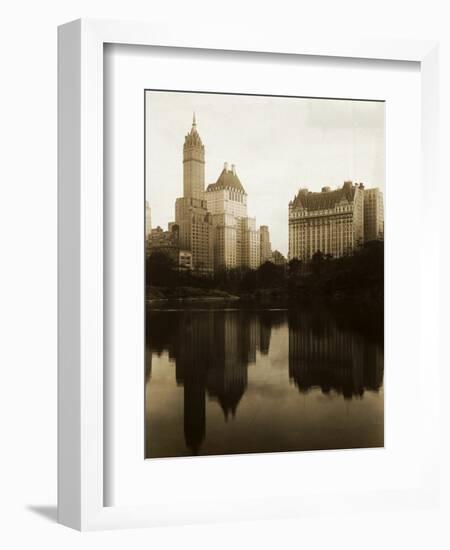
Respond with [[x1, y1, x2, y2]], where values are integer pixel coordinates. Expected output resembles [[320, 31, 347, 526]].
[[145, 306, 384, 458]]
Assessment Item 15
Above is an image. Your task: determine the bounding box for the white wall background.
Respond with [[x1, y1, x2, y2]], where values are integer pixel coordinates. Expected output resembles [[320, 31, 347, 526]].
[[0, 1, 448, 548]]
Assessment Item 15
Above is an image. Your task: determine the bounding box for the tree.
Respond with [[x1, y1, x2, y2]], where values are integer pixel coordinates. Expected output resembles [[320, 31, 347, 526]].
[[311, 250, 326, 275], [241, 269, 257, 292], [288, 258, 302, 279], [257, 261, 282, 288], [146, 251, 177, 286]]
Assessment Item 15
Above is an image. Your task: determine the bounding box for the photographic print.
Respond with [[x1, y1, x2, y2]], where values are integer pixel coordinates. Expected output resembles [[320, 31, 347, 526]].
[[145, 90, 384, 459]]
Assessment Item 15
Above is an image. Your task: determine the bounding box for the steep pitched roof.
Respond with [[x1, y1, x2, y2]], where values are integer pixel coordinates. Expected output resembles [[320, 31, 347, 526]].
[[206, 167, 246, 193], [184, 126, 204, 149], [183, 114, 204, 149], [291, 182, 356, 210]]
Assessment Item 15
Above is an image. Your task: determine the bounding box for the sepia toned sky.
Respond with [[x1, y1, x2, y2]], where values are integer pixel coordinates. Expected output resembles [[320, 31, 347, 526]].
[[145, 91, 385, 256]]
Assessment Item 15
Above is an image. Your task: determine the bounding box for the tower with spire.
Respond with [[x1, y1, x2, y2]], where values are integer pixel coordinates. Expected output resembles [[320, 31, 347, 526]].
[[183, 113, 205, 200], [175, 114, 214, 275]]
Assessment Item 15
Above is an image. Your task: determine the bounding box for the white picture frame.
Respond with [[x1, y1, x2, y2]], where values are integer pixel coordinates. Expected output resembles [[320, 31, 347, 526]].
[[58, 18, 440, 531]]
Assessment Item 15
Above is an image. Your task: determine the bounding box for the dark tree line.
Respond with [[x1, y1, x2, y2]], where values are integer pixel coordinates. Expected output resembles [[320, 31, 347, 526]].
[[146, 240, 384, 308]]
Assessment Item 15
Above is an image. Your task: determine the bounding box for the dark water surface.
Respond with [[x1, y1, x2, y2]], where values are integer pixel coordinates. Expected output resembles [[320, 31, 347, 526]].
[[145, 306, 384, 458]]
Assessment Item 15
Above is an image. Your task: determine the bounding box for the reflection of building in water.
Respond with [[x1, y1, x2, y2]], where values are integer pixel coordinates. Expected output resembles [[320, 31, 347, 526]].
[[147, 309, 275, 453], [288, 311, 384, 399], [259, 314, 272, 355], [363, 344, 384, 391], [174, 312, 214, 454], [145, 344, 152, 381], [207, 313, 248, 419], [243, 313, 260, 364]]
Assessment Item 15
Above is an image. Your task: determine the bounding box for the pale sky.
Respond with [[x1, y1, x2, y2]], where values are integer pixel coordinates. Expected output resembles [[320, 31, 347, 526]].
[[145, 91, 385, 256]]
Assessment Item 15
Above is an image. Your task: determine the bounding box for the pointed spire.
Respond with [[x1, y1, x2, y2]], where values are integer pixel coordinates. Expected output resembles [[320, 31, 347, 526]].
[[184, 112, 204, 150]]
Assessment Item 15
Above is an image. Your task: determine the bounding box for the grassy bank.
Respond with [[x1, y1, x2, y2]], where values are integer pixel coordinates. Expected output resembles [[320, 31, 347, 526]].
[[147, 286, 240, 302]]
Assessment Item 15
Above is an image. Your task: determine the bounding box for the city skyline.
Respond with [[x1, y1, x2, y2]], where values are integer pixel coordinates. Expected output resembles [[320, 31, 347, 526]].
[[145, 91, 385, 256], [145, 91, 385, 459]]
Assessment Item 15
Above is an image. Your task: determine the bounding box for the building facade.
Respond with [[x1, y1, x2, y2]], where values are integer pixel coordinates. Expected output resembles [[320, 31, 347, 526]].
[[288, 181, 368, 261], [259, 225, 272, 264], [175, 115, 214, 275], [363, 187, 384, 242], [240, 216, 260, 270], [271, 249, 287, 266], [205, 163, 246, 270], [146, 225, 179, 263], [145, 201, 152, 238], [148, 115, 272, 275], [205, 162, 261, 271], [146, 224, 193, 271]]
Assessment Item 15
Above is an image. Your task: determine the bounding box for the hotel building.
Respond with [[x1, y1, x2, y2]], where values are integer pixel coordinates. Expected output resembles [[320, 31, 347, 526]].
[[205, 163, 262, 271], [288, 181, 380, 261], [205, 163, 246, 270]]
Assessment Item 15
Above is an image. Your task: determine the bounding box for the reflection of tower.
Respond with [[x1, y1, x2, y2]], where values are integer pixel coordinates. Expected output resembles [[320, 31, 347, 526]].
[[288, 310, 383, 398], [363, 343, 384, 390], [145, 343, 152, 381], [174, 311, 214, 454], [258, 310, 273, 355], [246, 314, 260, 364], [207, 311, 249, 419], [146, 309, 277, 454], [184, 372, 206, 455], [175, 115, 214, 275]]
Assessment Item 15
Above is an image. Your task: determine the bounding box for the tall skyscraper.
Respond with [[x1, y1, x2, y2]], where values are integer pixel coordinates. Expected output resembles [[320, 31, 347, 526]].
[[259, 225, 272, 264], [182, 113, 205, 200], [175, 115, 214, 274], [205, 163, 246, 270], [363, 187, 384, 242], [169, 115, 271, 274], [205, 163, 261, 270], [288, 181, 366, 261], [240, 216, 260, 270]]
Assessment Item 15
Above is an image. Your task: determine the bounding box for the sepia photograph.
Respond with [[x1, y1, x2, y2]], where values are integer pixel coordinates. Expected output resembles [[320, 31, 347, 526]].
[[144, 90, 384, 459]]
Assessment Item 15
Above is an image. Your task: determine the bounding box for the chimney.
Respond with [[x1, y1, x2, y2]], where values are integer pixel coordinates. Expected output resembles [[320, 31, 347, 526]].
[[321, 186, 331, 193], [231, 164, 236, 175], [224, 161, 229, 171]]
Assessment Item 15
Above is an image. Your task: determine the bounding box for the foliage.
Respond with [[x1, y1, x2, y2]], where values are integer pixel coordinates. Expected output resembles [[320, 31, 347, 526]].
[[146, 240, 384, 309]]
